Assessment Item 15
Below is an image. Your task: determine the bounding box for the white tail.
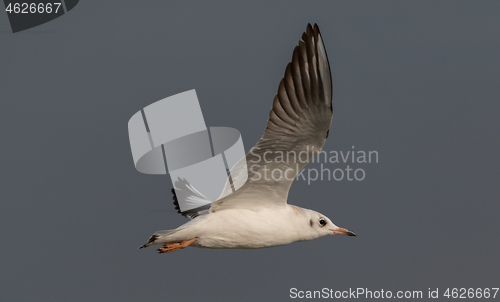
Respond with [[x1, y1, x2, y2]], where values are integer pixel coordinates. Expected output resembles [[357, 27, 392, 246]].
[[138, 229, 179, 249]]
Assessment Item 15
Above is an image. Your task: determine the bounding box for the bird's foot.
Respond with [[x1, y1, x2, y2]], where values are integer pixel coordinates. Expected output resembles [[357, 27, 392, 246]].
[[157, 237, 197, 253]]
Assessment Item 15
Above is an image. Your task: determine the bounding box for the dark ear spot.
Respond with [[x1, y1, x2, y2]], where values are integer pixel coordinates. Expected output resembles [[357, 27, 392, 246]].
[[310, 219, 313, 227]]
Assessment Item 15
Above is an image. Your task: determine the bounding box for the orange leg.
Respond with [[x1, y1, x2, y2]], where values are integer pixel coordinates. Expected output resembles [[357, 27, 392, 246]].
[[157, 237, 198, 254]]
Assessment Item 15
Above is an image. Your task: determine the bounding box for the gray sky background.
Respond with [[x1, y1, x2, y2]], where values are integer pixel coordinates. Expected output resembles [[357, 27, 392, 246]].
[[1, 1, 499, 301]]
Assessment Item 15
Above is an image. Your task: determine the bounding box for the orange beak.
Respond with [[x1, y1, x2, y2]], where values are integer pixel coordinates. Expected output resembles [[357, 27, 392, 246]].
[[331, 227, 356, 236]]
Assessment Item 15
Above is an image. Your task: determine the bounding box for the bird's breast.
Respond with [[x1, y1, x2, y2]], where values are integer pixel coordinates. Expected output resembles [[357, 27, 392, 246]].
[[190, 207, 303, 249]]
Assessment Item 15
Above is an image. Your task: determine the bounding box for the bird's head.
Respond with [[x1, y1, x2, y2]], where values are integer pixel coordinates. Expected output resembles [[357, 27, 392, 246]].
[[302, 209, 356, 239]]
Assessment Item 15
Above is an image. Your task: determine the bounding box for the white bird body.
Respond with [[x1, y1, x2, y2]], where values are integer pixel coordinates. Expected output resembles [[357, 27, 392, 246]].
[[155, 205, 336, 249], [139, 24, 356, 254]]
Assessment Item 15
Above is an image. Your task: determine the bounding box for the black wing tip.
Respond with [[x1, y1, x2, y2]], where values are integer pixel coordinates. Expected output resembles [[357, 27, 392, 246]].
[[172, 188, 182, 214], [300, 25, 322, 59], [303, 23, 321, 39], [171, 188, 209, 219], [313, 23, 320, 33], [306, 23, 313, 36], [304, 22, 332, 104]]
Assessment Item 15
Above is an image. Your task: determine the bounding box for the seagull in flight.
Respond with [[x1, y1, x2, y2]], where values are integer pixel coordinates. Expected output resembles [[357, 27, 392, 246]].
[[140, 24, 356, 253]]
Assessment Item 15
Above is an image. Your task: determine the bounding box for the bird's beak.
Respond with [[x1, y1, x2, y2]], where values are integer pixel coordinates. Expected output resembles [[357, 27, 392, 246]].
[[331, 227, 356, 237]]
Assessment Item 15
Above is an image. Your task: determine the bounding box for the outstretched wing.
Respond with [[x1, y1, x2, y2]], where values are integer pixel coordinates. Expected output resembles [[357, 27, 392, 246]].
[[210, 23, 333, 212]]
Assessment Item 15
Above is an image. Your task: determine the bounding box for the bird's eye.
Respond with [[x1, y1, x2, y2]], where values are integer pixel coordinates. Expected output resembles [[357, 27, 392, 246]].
[[319, 219, 327, 227]]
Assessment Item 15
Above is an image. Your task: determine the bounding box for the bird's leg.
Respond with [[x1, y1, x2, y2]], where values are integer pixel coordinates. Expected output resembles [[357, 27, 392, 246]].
[[157, 237, 197, 253]]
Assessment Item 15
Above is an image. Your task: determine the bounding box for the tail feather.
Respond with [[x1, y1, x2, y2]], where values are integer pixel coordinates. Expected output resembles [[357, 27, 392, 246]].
[[138, 229, 179, 249]]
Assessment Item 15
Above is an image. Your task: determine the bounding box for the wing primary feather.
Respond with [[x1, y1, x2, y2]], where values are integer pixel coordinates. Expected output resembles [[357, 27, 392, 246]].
[[291, 46, 308, 108], [272, 93, 296, 126], [305, 25, 320, 103], [313, 24, 333, 107], [277, 79, 300, 120], [283, 64, 303, 115], [298, 41, 311, 103]]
